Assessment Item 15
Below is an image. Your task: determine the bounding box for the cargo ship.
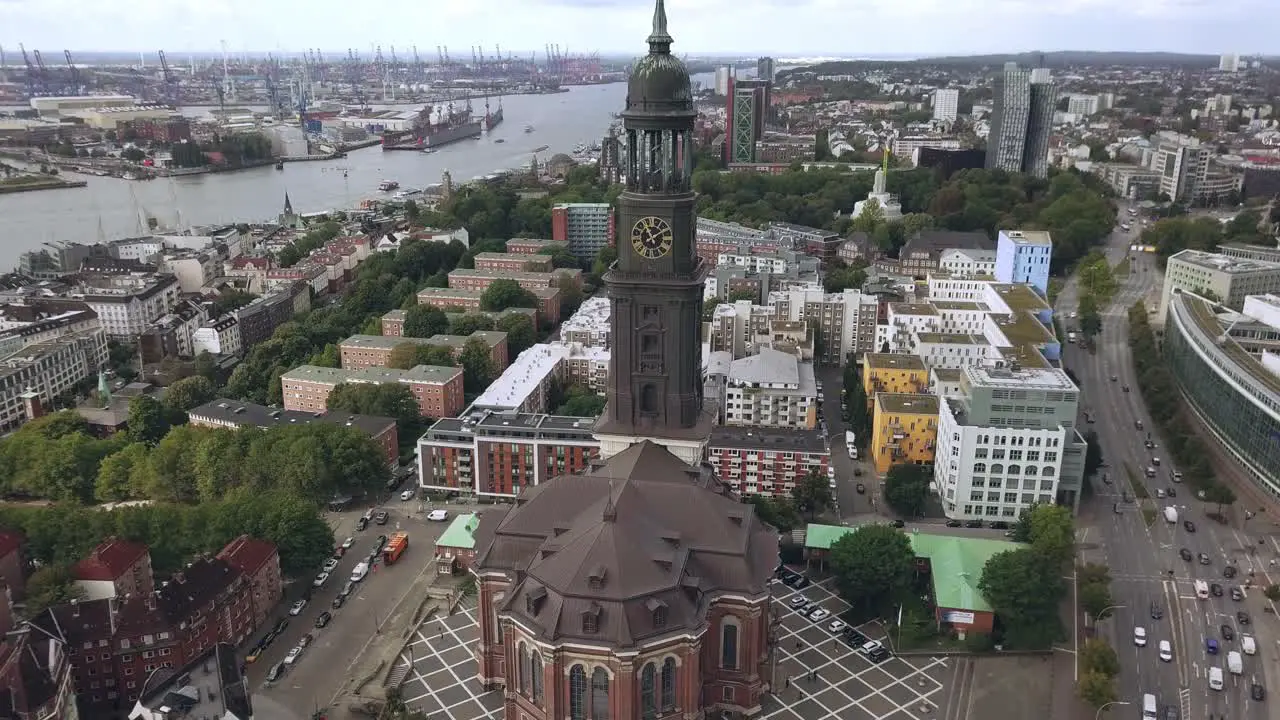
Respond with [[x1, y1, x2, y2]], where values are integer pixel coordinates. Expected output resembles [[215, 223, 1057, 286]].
[[481, 96, 504, 132], [383, 103, 482, 151]]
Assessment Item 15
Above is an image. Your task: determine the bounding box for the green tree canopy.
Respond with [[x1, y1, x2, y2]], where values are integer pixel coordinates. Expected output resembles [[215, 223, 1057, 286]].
[[386, 342, 455, 370], [828, 524, 915, 615], [327, 383, 420, 427], [459, 337, 496, 393], [555, 386, 606, 416], [450, 313, 497, 336], [402, 304, 450, 338], [790, 469, 834, 521], [496, 313, 537, 355], [979, 547, 1065, 649], [883, 463, 931, 518], [163, 376, 218, 413], [25, 565, 85, 614]]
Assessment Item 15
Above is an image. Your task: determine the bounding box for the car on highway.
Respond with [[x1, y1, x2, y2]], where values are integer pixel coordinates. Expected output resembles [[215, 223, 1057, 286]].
[[313, 571, 329, 588], [289, 599, 307, 616], [266, 662, 286, 684], [1221, 624, 1235, 641], [1150, 604, 1163, 620], [323, 558, 340, 572], [1158, 640, 1173, 662], [1122, 385, 1130, 393], [1173, 471, 1184, 482], [374, 511, 389, 525], [1211, 583, 1224, 597], [1206, 638, 1220, 654], [1184, 520, 1196, 533], [789, 596, 808, 608], [314, 611, 332, 629], [1198, 552, 1211, 565], [1224, 566, 1237, 578], [828, 620, 847, 633], [1251, 683, 1265, 701], [427, 509, 450, 522], [1110, 375, 1118, 382], [1180, 548, 1194, 561], [1133, 627, 1147, 646], [1237, 611, 1250, 625], [1231, 587, 1244, 601], [1166, 487, 1176, 498]]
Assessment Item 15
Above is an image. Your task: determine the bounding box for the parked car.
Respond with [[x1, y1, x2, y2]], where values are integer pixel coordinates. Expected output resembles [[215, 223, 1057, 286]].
[[283, 646, 303, 665], [855, 483, 866, 494], [266, 662, 286, 683], [964, 520, 983, 528], [314, 611, 332, 629], [323, 558, 340, 572], [313, 571, 329, 588], [1180, 548, 1193, 562], [807, 608, 830, 622], [331, 594, 347, 609], [289, 599, 307, 616], [341, 537, 355, 549], [427, 509, 450, 522], [1184, 520, 1197, 533], [400, 489, 415, 501], [374, 511, 389, 525], [1238, 611, 1251, 625], [356, 516, 369, 531], [946, 519, 962, 528], [828, 620, 847, 634], [789, 596, 808, 608]]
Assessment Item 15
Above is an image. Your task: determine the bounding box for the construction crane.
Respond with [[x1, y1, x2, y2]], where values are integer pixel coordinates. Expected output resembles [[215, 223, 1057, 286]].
[[62, 50, 82, 94], [19, 44, 39, 97], [264, 56, 284, 118], [157, 50, 179, 106], [31, 49, 51, 96]]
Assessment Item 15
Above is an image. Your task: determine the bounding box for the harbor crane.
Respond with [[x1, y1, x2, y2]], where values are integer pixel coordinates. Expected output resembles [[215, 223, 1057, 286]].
[[63, 50, 82, 94], [157, 50, 180, 106], [19, 44, 40, 97]]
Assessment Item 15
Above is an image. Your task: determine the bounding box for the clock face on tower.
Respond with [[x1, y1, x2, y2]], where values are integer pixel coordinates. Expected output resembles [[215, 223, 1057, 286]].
[[631, 216, 674, 260]]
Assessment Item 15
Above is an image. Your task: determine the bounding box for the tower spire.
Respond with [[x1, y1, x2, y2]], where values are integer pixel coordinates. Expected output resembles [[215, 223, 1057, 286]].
[[647, 0, 673, 53]]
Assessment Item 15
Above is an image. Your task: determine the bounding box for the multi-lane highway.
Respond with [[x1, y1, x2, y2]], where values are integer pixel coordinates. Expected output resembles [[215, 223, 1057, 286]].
[[1058, 210, 1277, 720]]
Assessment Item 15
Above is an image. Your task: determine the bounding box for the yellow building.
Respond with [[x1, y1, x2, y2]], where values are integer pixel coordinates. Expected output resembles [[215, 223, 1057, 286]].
[[871, 393, 939, 474], [861, 353, 928, 411]]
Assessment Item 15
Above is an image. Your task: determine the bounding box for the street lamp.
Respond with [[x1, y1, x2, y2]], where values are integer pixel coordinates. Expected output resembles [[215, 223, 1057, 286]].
[[1094, 604, 1126, 622], [1095, 701, 1130, 720]]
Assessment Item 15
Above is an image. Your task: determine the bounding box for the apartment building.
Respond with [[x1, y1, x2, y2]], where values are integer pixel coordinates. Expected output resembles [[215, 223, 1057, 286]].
[[280, 364, 465, 419], [70, 538, 154, 602], [870, 393, 939, 474], [235, 282, 311, 346], [191, 315, 242, 356], [892, 136, 962, 158], [338, 331, 508, 372], [189, 398, 400, 466], [723, 348, 818, 430], [215, 535, 285, 630], [707, 426, 830, 499], [995, 230, 1052, 297], [470, 342, 609, 414], [1152, 131, 1212, 203], [416, 286, 561, 325], [417, 410, 600, 496], [447, 268, 582, 293], [471, 252, 554, 274], [558, 296, 611, 349], [550, 203, 615, 261], [769, 287, 879, 365], [862, 354, 928, 409], [933, 364, 1087, 521], [68, 272, 180, 339], [1157, 250, 1280, 327], [932, 88, 959, 123], [0, 327, 109, 433], [938, 248, 996, 278], [505, 238, 567, 255], [156, 251, 219, 293], [889, 230, 994, 278]]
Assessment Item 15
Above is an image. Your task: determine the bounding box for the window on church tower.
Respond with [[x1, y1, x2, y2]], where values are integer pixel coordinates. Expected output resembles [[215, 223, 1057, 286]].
[[661, 658, 677, 710], [721, 622, 739, 670], [640, 663, 656, 720], [640, 384, 658, 414], [640, 333, 659, 356]]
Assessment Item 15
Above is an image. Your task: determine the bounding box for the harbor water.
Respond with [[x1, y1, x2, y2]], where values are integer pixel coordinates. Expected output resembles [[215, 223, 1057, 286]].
[[0, 78, 698, 270]]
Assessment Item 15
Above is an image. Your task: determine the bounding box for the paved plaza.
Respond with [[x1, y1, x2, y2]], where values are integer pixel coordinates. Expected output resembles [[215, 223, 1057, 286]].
[[396, 576, 954, 720]]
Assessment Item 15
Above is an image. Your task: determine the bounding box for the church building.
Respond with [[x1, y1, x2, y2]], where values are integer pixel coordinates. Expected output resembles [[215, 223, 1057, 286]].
[[469, 2, 778, 718]]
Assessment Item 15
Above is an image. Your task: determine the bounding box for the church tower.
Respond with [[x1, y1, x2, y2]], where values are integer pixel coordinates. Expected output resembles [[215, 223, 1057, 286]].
[[594, 0, 715, 464]]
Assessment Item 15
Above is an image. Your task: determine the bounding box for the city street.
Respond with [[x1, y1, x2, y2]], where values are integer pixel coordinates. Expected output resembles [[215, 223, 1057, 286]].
[[249, 500, 454, 718], [818, 366, 879, 521], [1057, 213, 1277, 720]]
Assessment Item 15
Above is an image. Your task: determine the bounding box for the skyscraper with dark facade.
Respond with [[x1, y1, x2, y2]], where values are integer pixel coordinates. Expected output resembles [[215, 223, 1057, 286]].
[[985, 63, 1055, 178]]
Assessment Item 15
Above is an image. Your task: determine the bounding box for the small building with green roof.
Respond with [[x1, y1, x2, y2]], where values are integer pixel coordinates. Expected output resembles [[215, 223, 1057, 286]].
[[804, 523, 1019, 636], [435, 512, 481, 575]]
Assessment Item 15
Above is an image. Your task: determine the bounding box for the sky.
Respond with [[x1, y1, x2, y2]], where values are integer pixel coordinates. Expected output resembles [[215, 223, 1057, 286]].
[[0, 0, 1273, 57]]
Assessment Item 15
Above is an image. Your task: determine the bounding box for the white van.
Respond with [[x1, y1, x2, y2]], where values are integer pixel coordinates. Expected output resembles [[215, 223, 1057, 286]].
[[1242, 634, 1256, 655], [1208, 666, 1224, 691], [1194, 580, 1209, 599], [1141, 693, 1157, 720], [350, 561, 369, 583], [1227, 650, 1243, 675]]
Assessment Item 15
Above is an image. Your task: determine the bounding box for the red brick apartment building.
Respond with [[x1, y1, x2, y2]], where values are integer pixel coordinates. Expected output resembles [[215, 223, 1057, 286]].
[[416, 287, 562, 326], [0, 530, 26, 600], [216, 535, 283, 630], [505, 238, 567, 255], [381, 309, 407, 336], [707, 426, 831, 499], [0, 621, 77, 720], [71, 538, 154, 602], [28, 545, 276, 719], [417, 411, 600, 497], [188, 398, 401, 467], [446, 267, 583, 293], [472, 252, 554, 274], [281, 364, 465, 419], [339, 331, 509, 372]]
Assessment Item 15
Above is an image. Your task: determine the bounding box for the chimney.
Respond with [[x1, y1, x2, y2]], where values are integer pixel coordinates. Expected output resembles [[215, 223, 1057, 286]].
[[19, 390, 44, 422]]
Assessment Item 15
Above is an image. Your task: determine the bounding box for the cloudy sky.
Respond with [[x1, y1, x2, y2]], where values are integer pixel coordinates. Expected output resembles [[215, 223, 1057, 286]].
[[0, 0, 1271, 56]]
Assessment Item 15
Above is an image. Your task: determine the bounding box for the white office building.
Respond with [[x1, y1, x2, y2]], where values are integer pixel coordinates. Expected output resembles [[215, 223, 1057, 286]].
[[722, 348, 818, 430], [938, 248, 997, 278], [932, 88, 959, 123], [934, 364, 1087, 521]]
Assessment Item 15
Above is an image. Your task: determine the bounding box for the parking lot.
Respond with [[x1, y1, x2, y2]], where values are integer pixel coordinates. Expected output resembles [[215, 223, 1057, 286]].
[[399, 599, 504, 720], [766, 571, 952, 720]]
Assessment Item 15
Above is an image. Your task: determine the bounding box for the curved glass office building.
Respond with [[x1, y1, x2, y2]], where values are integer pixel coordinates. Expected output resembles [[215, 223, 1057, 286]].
[[1165, 291, 1280, 501]]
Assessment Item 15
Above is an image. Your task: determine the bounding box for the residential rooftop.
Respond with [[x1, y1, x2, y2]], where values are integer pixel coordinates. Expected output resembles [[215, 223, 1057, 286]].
[[931, 300, 985, 311], [916, 332, 989, 346], [999, 229, 1053, 247], [189, 398, 396, 436], [709, 425, 828, 453], [864, 353, 927, 372], [989, 284, 1050, 313], [890, 302, 939, 316], [876, 392, 939, 416], [1170, 249, 1280, 275], [964, 363, 1077, 391], [281, 363, 462, 385]]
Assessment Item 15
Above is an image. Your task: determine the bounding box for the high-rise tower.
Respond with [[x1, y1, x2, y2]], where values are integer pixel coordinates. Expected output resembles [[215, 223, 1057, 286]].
[[985, 62, 1055, 178], [595, 0, 715, 464]]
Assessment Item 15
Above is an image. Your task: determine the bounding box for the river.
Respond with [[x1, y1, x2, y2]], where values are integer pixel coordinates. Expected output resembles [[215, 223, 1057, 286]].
[[0, 74, 713, 269]]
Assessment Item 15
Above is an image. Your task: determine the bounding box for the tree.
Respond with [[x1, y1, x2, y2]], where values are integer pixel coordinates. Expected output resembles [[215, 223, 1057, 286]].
[[193, 350, 218, 381], [163, 376, 218, 413], [386, 342, 455, 370], [459, 337, 496, 393], [403, 199, 421, 223], [883, 463, 931, 518], [327, 383, 420, 427], [127, 395, 171, 445], [480, 279, 539, 312], [95, 441, 154, 502], [747, 496, 801, 532], [1078, 671, 1118, 709], [1080, 638, 1120, 676], [828, 524, 915, 615], [1203, 483, 1237, 514], [1026, 503, 1075, 567], [1083, 431, 1104, 479], [25, 565, 85, 614], [790, 469, 834, 521], [555, 385, 606, 416], [1079, 580, 1114, 621], [850, 198, 886, 233], [402, 304, 450, 338], [496, 313, 537, 355], [1078, 293, 1103, 338], [979, 547, 1065, 649], [450, 313, 497, 336]]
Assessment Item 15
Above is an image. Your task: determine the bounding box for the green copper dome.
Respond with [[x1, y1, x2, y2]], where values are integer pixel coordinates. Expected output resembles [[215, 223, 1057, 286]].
[[624, 0, 694, 119]]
